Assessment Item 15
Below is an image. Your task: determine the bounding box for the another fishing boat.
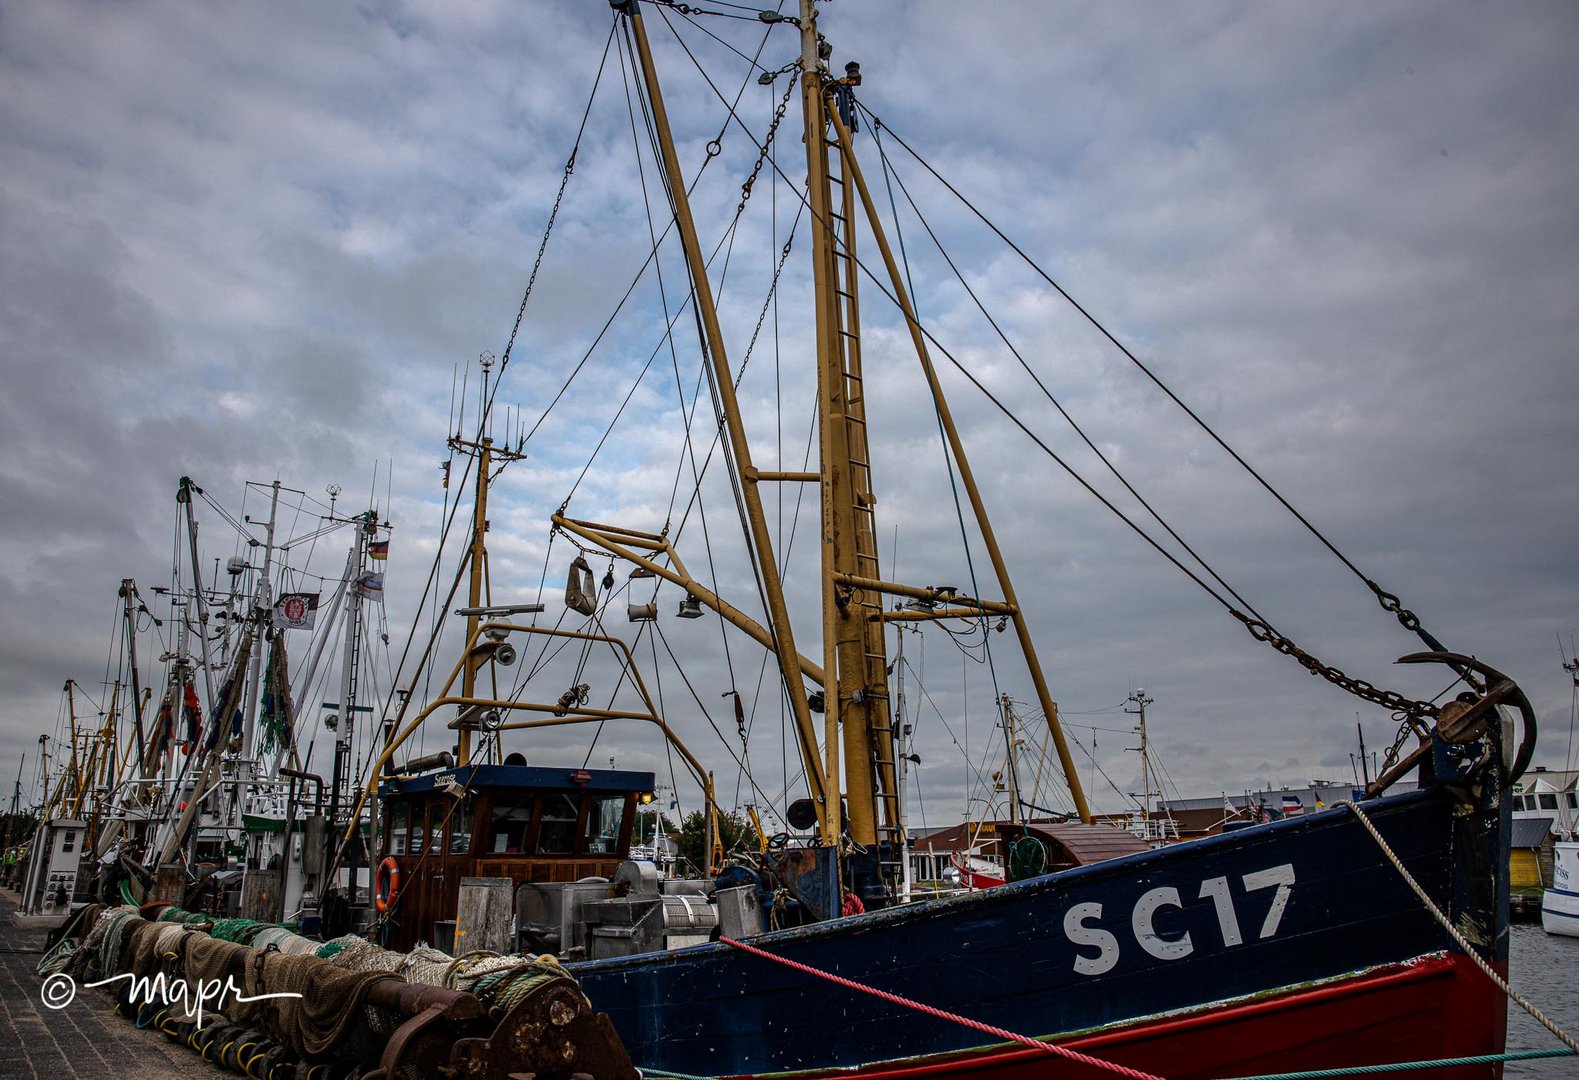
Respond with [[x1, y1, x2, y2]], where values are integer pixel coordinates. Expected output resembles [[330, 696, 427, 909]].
[[355, 3, 1535, 1078], [1543, 841, 1579, 938]]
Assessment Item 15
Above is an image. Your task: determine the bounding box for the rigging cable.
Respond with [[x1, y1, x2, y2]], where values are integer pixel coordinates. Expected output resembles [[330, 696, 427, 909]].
[[494, 23, 617, 386], [870, 117, 1273, 628], [674, 55, 1449, 721], [652, 621, 786, 818], [370, 16, 615, 753], [634, 10, 783, 682], [617, 17, 747, 723], [859, 103, 1458, 663]]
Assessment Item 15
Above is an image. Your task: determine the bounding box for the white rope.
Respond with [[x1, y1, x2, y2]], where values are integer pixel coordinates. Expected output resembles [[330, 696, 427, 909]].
[[1341, 800, 1579, 1053]]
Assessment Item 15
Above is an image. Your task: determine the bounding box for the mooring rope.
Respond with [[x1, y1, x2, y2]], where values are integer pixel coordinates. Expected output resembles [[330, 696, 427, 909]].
[[1340, 800, 1579, 1053], [1217, 1048, 1575, 1079], [717, 936, 1167, 1080]]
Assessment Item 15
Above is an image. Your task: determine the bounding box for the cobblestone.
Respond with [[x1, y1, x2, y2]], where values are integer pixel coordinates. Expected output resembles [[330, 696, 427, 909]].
[[0, 888, 215, 1080]]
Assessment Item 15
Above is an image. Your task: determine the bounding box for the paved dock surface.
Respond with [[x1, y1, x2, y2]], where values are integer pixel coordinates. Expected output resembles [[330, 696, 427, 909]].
[[0, 888, 213, 1080]]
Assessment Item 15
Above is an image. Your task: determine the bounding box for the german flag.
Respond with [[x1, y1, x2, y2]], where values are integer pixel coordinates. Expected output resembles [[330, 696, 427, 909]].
[[368, 540, 389, 560]]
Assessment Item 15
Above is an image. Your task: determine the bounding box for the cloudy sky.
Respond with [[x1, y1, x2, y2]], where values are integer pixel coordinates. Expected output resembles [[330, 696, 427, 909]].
[[3, 1, 1576, 830]]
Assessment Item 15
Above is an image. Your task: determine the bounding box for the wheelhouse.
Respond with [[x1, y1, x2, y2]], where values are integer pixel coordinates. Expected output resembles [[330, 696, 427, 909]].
[[375, 763, 655, 950]]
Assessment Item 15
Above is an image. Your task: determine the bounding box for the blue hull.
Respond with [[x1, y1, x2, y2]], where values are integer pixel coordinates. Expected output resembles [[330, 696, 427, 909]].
[[568, 786, 1508, 1077]]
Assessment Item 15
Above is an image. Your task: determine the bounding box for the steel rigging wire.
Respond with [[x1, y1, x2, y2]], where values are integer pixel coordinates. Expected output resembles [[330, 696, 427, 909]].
[[857, 102, 1466, 670], [665, 28, 1459, 723]]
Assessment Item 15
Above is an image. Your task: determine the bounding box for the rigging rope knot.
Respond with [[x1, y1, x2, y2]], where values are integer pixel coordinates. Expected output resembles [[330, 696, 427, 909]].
[[554, 683, 591, 717]]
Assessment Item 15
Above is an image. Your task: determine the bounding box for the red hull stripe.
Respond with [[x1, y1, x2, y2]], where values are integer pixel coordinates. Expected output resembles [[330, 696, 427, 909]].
[[746, 952, 1505, 1080]]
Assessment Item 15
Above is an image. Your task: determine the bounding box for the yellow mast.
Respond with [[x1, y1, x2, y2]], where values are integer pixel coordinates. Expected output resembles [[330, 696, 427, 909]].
[[799, 0, 899, 854], [592, 1, 1092, 862], [821, 100, 1094, 823], [449, 427, 524, 766], [622, 0, 835, 842]]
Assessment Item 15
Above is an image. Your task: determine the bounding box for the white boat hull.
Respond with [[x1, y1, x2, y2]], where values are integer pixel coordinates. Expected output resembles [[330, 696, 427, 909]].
[[1543, 841, 1579, 936], [1542, 888, 1579, 936]]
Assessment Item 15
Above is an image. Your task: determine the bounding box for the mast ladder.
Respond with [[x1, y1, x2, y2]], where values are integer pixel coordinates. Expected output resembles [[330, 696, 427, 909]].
[[822, 126, 903, 874]]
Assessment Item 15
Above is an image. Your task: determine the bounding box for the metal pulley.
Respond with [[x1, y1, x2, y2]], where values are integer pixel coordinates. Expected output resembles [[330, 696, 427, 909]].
[[565, 556, 597, 615]]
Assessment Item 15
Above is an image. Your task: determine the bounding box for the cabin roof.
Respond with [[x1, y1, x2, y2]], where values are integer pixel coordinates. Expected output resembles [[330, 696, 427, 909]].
[[378, 762, 655, 798], [910, 819, 1151, 866], [1022, 821, 1152, 863], [1511, 815, 1555, 848]]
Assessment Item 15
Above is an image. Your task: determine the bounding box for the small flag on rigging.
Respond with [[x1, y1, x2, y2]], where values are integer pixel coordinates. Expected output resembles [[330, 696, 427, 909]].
[[273, 592, 321, 631], [356, 572, 385, 602], [368, 540, 389, 561], [1281, 793, 1304, 817]]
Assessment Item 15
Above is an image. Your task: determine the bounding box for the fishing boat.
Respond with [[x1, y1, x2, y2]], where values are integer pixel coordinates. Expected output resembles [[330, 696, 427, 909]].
[[14, 472, 395, 937], [1543, 842, 1579, 938], [351, 2, 1536, 1078]]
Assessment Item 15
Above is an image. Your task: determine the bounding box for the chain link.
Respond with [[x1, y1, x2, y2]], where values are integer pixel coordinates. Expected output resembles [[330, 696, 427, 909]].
[[737, 71, 799, 215], [1368, 579, 1423, 632], [500, 146, 579, 373], [1379, 716, 1415, 776], [737, 237, 797, 387], [1236, 613, 1441, 720]]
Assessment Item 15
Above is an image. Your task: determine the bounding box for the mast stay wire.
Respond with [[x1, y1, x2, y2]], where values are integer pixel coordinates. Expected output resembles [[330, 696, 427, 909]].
[[364, 29, 618, 768], [522, 8, 768, 460], [615, 20, 745, 713], [631, 8, 828, 671], [671, 15, 1018, 800], [873, 119, 1007, 776], [555, 13, 763, 507], [640, 11, 853, 808], [630, 10, 782, 706], [870, 122, 1274, 632], [613, 14, 796, 806], [539, 7, 798, 555], [534, 11, 792, 801], [348, 25, 618, 779], [493, 22, 617, 388], [668, 39, 1448, 720], [857, 103, 1457, 665]]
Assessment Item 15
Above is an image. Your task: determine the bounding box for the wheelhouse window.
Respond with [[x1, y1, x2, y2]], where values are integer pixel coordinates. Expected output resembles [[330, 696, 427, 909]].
[[584, 795, 624, 854], [409, 801, 428, 855], [491, 791, 535, 853], [536, 793, 581, 854], [449, 798, 474, 855], [387, 800, 410, 856], [1539, 793, 1560, 811]]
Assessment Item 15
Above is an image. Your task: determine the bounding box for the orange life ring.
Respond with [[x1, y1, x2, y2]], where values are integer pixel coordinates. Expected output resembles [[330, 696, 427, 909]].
[[375, 856, 402, 914]]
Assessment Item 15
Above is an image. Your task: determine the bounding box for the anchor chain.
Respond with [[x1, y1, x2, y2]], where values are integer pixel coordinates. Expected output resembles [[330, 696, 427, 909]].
[[501, 145, 579, 373], [737, 71, 799, 214], [1233, 612, 1441, 720], [1378, 718, 1417, 777]]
